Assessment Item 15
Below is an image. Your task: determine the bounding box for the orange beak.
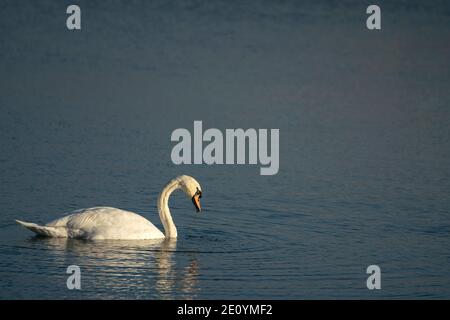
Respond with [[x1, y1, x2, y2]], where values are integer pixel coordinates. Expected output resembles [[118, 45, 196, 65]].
[[192, 194, 202, 212]]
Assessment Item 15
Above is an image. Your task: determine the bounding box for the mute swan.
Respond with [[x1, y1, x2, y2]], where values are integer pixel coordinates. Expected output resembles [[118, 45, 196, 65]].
[[15, 175, 202, 240]]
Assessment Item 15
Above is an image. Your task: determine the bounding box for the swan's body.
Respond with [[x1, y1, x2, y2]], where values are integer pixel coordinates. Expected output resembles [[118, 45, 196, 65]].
[[16, 207, 165, 240], [16, 175, 202, 240]]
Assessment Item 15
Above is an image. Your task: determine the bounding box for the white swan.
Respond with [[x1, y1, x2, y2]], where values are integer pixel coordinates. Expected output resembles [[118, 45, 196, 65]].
[[15, 175, 202, 240]]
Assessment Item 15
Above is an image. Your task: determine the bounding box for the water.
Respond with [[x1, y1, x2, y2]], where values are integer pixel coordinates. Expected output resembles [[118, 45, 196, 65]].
[[0, 0, 450, 299]]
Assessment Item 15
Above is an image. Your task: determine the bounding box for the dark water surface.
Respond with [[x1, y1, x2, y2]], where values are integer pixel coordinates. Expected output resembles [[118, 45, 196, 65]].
[[0, 0, 449, 299]]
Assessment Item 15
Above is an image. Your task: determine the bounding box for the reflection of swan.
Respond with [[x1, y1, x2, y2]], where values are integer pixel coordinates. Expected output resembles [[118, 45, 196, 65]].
[[16, 175, 202, 240], [155, 239, 200, 299], [32, 237, 199, 299], [155, 239, 178, 296]]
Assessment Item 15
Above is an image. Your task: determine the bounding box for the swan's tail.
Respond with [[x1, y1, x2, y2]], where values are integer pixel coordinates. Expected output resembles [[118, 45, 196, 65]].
[[15, 220, 67, 237]]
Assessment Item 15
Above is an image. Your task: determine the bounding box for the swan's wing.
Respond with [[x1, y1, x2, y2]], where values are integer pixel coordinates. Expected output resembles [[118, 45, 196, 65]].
[[46, 207, 164, 239]]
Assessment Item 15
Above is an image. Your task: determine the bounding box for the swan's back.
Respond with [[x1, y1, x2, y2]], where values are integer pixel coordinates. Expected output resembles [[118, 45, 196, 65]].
[[30, 207, 164, 240]]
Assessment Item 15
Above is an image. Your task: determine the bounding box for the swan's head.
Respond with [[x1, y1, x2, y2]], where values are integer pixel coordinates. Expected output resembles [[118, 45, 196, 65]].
[[176, 175, 203, 212]]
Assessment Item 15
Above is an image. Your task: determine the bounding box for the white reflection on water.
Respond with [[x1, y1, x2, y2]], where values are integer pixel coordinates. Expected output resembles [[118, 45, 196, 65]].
[[28, 237, 199, 299]]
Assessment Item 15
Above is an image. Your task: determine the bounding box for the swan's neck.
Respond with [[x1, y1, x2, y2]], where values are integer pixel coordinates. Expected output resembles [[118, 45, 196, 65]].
[[158, 179, 180, 238]]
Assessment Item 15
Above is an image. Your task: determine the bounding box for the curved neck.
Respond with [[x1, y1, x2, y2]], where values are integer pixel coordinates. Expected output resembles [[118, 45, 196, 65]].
[[158, 179, 181, 238]]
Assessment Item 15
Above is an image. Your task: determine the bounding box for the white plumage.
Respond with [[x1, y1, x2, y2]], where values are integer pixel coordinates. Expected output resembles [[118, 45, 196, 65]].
[[16, 175, 202, 240]]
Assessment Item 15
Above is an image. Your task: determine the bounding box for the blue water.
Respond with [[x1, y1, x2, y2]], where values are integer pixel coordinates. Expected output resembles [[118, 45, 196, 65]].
[[0, 0, 449, 299]]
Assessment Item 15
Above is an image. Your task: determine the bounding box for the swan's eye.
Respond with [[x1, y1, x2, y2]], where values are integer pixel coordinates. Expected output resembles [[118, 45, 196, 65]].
[[195, 187, 202, 198]]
